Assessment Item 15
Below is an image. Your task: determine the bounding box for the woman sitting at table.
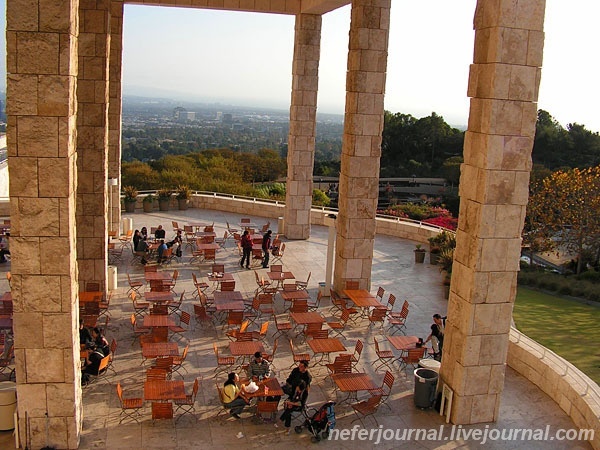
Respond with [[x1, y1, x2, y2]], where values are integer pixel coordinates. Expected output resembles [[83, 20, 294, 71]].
[[280, 380, 308, 434], [223, 373, 249, 419], [91, 327, 110, 356]]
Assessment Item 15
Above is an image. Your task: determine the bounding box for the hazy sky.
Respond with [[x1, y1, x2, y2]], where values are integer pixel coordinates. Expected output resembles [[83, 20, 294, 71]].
[[1, 1, 599, 131]]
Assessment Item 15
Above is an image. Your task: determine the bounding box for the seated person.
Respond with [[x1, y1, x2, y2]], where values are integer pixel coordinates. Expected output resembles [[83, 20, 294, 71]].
[[247, 351, 271, 380], [81, 348, 106, 385], [156, 240, 168, 263], [167, 230, 183, 257], [135, 238, 150, 265], [0, 233, 10, 263], [132, 229, 142, 250], [282, 360, 311, 397], [91, 327, 110, 356], [79, 319, 92, 348], [140, 227, 148, 241], [280, 380, 308, 433], [222, 372, 249, 419], [154, 225, 166, 240]]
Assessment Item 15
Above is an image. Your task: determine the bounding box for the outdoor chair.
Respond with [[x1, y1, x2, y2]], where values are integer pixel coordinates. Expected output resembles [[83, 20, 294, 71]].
[[116, 382, 143, 424], [368, 371, 395, 411], [152, 402, 174, 426], [174, 377, 201, 422], [351, 394, 383, 427]]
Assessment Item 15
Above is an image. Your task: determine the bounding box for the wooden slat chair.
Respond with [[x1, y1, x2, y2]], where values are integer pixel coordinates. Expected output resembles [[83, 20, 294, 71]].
[[223, 310, 244, 333], [345, 280, 360, 290], [169, 311, 191, 341], [399, 347, 427, 373], [373, 337, 395, 372], [213, 343, 235, 377], [368, 371, 395, 411], [106, 338, 118, 375], [326, 308, 350, 340], [84, 354, 110, 387], [175, 377, 201, 423], [191, 273, 210, 299], [151, 356, 174, 380], [212, 264, 225, 274], [172, 344, 190, 375], [203, 248, 217, 264], [262, 338, 278, 369], [289, 339, 310, 368], [130, 314, 150, 347], [341, 339, 364, 370], [307, 290, 322, 312], [251, 321, 269, 343], [162, 270, 179, 293], [368, 307, 387, 330], [375, 286, 385, 302], [0, 345, 15, 381], [226, 320, 250, 341], [193, 304, 215, 330], [130, 291, 149, 319], [351, 394, 383, 426], [388, 300, 409, 335], [253, 270, 272, 295], [86, 282, 101, 292], [289, 299, 308, 314], [152, 402, 174, 426], [220, 280, 236, 292], [146, 368, 168, 380], [272, 314, 293, 340], [325, 354, 353, 383], [271, 242, 285, 265], [116, 382, 143, 424], [215, 231, 229, 249], [256, 399, 279, 422], [295, 271, 311, 291], [251, 248, 264, 267], [306, 329, 329, 340], [126, 273, 144, 295]]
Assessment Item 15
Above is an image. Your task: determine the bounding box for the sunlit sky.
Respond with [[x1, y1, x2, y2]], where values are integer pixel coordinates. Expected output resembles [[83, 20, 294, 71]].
[[1, 0, 599, 131]]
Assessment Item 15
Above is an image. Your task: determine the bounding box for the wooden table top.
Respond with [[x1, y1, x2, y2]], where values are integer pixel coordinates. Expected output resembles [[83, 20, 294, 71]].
[[387, 335, 420, 351], [79, 291, 103, 302], [245, 377, 284, 398], [195, 231, 216, 238], [343, 290, 384, 308], [290, 312, 325, 325], [229, 341, 265, 356], [280, 290, 310, 301], [213, 290, 243, 303], [239, 222, 258, 229], [144, 380, 186, 401], [208, 273, 234, 282], [331, 373, 378, 392], [142, 342, 179, 358], [143, 315, 176, 328], [145, 272, 173, 282], [215, 301, 244, 311], [267, 271, 295, 282], [307, 337, 346, 354], [144, 291, 175, 303], [196, 243, 220, 251], [187, 222, 209, 229]]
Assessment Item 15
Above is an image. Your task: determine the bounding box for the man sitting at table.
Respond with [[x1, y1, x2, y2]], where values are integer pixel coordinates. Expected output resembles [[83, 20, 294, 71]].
[[247, 351, 271, 380], [222, 373, 250, 419], [156, 239, 168, 263], [282, 360, 311, 397], [155, 225, 166, 240]]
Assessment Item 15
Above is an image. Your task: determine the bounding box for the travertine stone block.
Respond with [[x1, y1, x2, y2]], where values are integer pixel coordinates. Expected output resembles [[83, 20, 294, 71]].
[[6, 74, 38, 115], [26, 348, 66, 383], [18, 197, 60, 236], [13, 312, 44, 348], [39, 158, 71, 198], [47, 383, 77, 417], [15, 384, 47, 418], [9, 157, 39, 197], [40, 237, 72, 275], [17, 32, 60, 74], [17, 116, 59, 156]]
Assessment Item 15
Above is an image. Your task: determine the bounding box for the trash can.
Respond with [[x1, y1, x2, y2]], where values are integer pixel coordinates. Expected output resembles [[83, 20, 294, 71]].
[[0, 381, 17, 430], [414, 368, 438, 409], [122, 217, 133, 234], [107, 265, 118, 291], [418, 358, 441, 373], [318, 282, 327, 296], [277, 217, 285, 235]]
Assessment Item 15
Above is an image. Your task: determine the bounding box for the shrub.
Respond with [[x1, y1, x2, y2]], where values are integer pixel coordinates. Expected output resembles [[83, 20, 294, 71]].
[[312, 189, 330, 207]]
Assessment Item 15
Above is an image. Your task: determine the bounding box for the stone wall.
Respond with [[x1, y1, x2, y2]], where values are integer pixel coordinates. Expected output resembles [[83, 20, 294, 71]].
[[507, 328, 600, 449]]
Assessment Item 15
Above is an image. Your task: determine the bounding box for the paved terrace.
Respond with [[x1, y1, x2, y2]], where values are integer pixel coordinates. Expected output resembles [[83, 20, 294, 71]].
[[0, 208, 590, 449]]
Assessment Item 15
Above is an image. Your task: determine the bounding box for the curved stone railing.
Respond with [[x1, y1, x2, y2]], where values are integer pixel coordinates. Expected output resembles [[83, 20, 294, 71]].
[[508, 327, 600, 449]]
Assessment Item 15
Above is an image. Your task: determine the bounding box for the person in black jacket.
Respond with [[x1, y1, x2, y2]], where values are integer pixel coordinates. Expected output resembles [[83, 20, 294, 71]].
[[280, 380, 308, 433], [283, 360, 311, 396], [240, 230, 253, 269], [261, 230, 272, 268]]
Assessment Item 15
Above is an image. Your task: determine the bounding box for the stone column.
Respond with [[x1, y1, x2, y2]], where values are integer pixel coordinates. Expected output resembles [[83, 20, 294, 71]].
[[6, 0, 82, 447], [108, 0, 124, 234], [76, 0, 111, 291], [440, 0, 545, 424], [284, 13, 321, 240], [334, 0, 391, 291]]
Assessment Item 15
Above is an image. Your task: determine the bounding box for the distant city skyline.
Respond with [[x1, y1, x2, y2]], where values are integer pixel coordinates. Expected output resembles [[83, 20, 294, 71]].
[[1, 1, 599, 131]]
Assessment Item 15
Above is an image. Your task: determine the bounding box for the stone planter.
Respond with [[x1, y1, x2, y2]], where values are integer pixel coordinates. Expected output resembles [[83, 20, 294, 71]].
[[414, 250, 426, 264], [124, 201, 136, 213], [143, 201, 153, 213], [158, 199, 170, 211], [177, 198, 189, 210]]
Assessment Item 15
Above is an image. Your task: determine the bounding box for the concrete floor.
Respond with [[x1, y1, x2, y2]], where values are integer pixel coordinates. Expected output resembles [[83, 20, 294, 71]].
[[0, 208, 591, 449]]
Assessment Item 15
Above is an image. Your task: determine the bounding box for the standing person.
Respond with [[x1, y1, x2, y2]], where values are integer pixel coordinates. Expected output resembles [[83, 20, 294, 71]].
[[424, 314, 446, 361], [240, 230, 253, 269], [222, 373, 249, 419], [0, 233, 10, 263], [261, 229, 272, 269]]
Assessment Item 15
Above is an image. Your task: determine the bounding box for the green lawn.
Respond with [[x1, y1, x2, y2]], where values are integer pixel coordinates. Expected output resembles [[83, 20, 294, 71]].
[[514, 287, 600, 385]]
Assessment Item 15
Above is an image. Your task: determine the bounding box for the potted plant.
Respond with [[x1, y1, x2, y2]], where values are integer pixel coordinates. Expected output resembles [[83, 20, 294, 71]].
[[175, 185, 191, 210], [122, 185, 138, 213], [428, 231, 449, 265], [157, 188, 172, 211], [414, 244, 426, 263], [442, 275, 451, 299], [142, 194, 154, 213]]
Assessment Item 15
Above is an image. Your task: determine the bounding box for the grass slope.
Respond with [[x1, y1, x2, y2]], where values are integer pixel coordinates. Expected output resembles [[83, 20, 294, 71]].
[[514, 287, 600, 385]]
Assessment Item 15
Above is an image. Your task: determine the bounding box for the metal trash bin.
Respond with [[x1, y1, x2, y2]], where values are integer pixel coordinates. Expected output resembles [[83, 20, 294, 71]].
[[107, 265, 118, 291], [122, 217, 133, 234], [277, 217, 285, 235], [414, 368, 438, 409], [418, 358, 441, 373], [318, 282, 327, 296], [0, 381, 17, 430]]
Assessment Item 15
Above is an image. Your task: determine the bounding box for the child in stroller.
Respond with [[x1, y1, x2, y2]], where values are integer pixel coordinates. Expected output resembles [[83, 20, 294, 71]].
[[294, 401, 336, 443]]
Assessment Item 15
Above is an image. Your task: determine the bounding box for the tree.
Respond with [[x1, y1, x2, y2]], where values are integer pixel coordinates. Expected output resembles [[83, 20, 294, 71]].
[[526, 166, 600, 274]]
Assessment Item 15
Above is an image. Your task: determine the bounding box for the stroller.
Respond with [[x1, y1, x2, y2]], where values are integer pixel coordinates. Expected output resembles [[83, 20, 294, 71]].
[[294, 401, 336, 443]]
